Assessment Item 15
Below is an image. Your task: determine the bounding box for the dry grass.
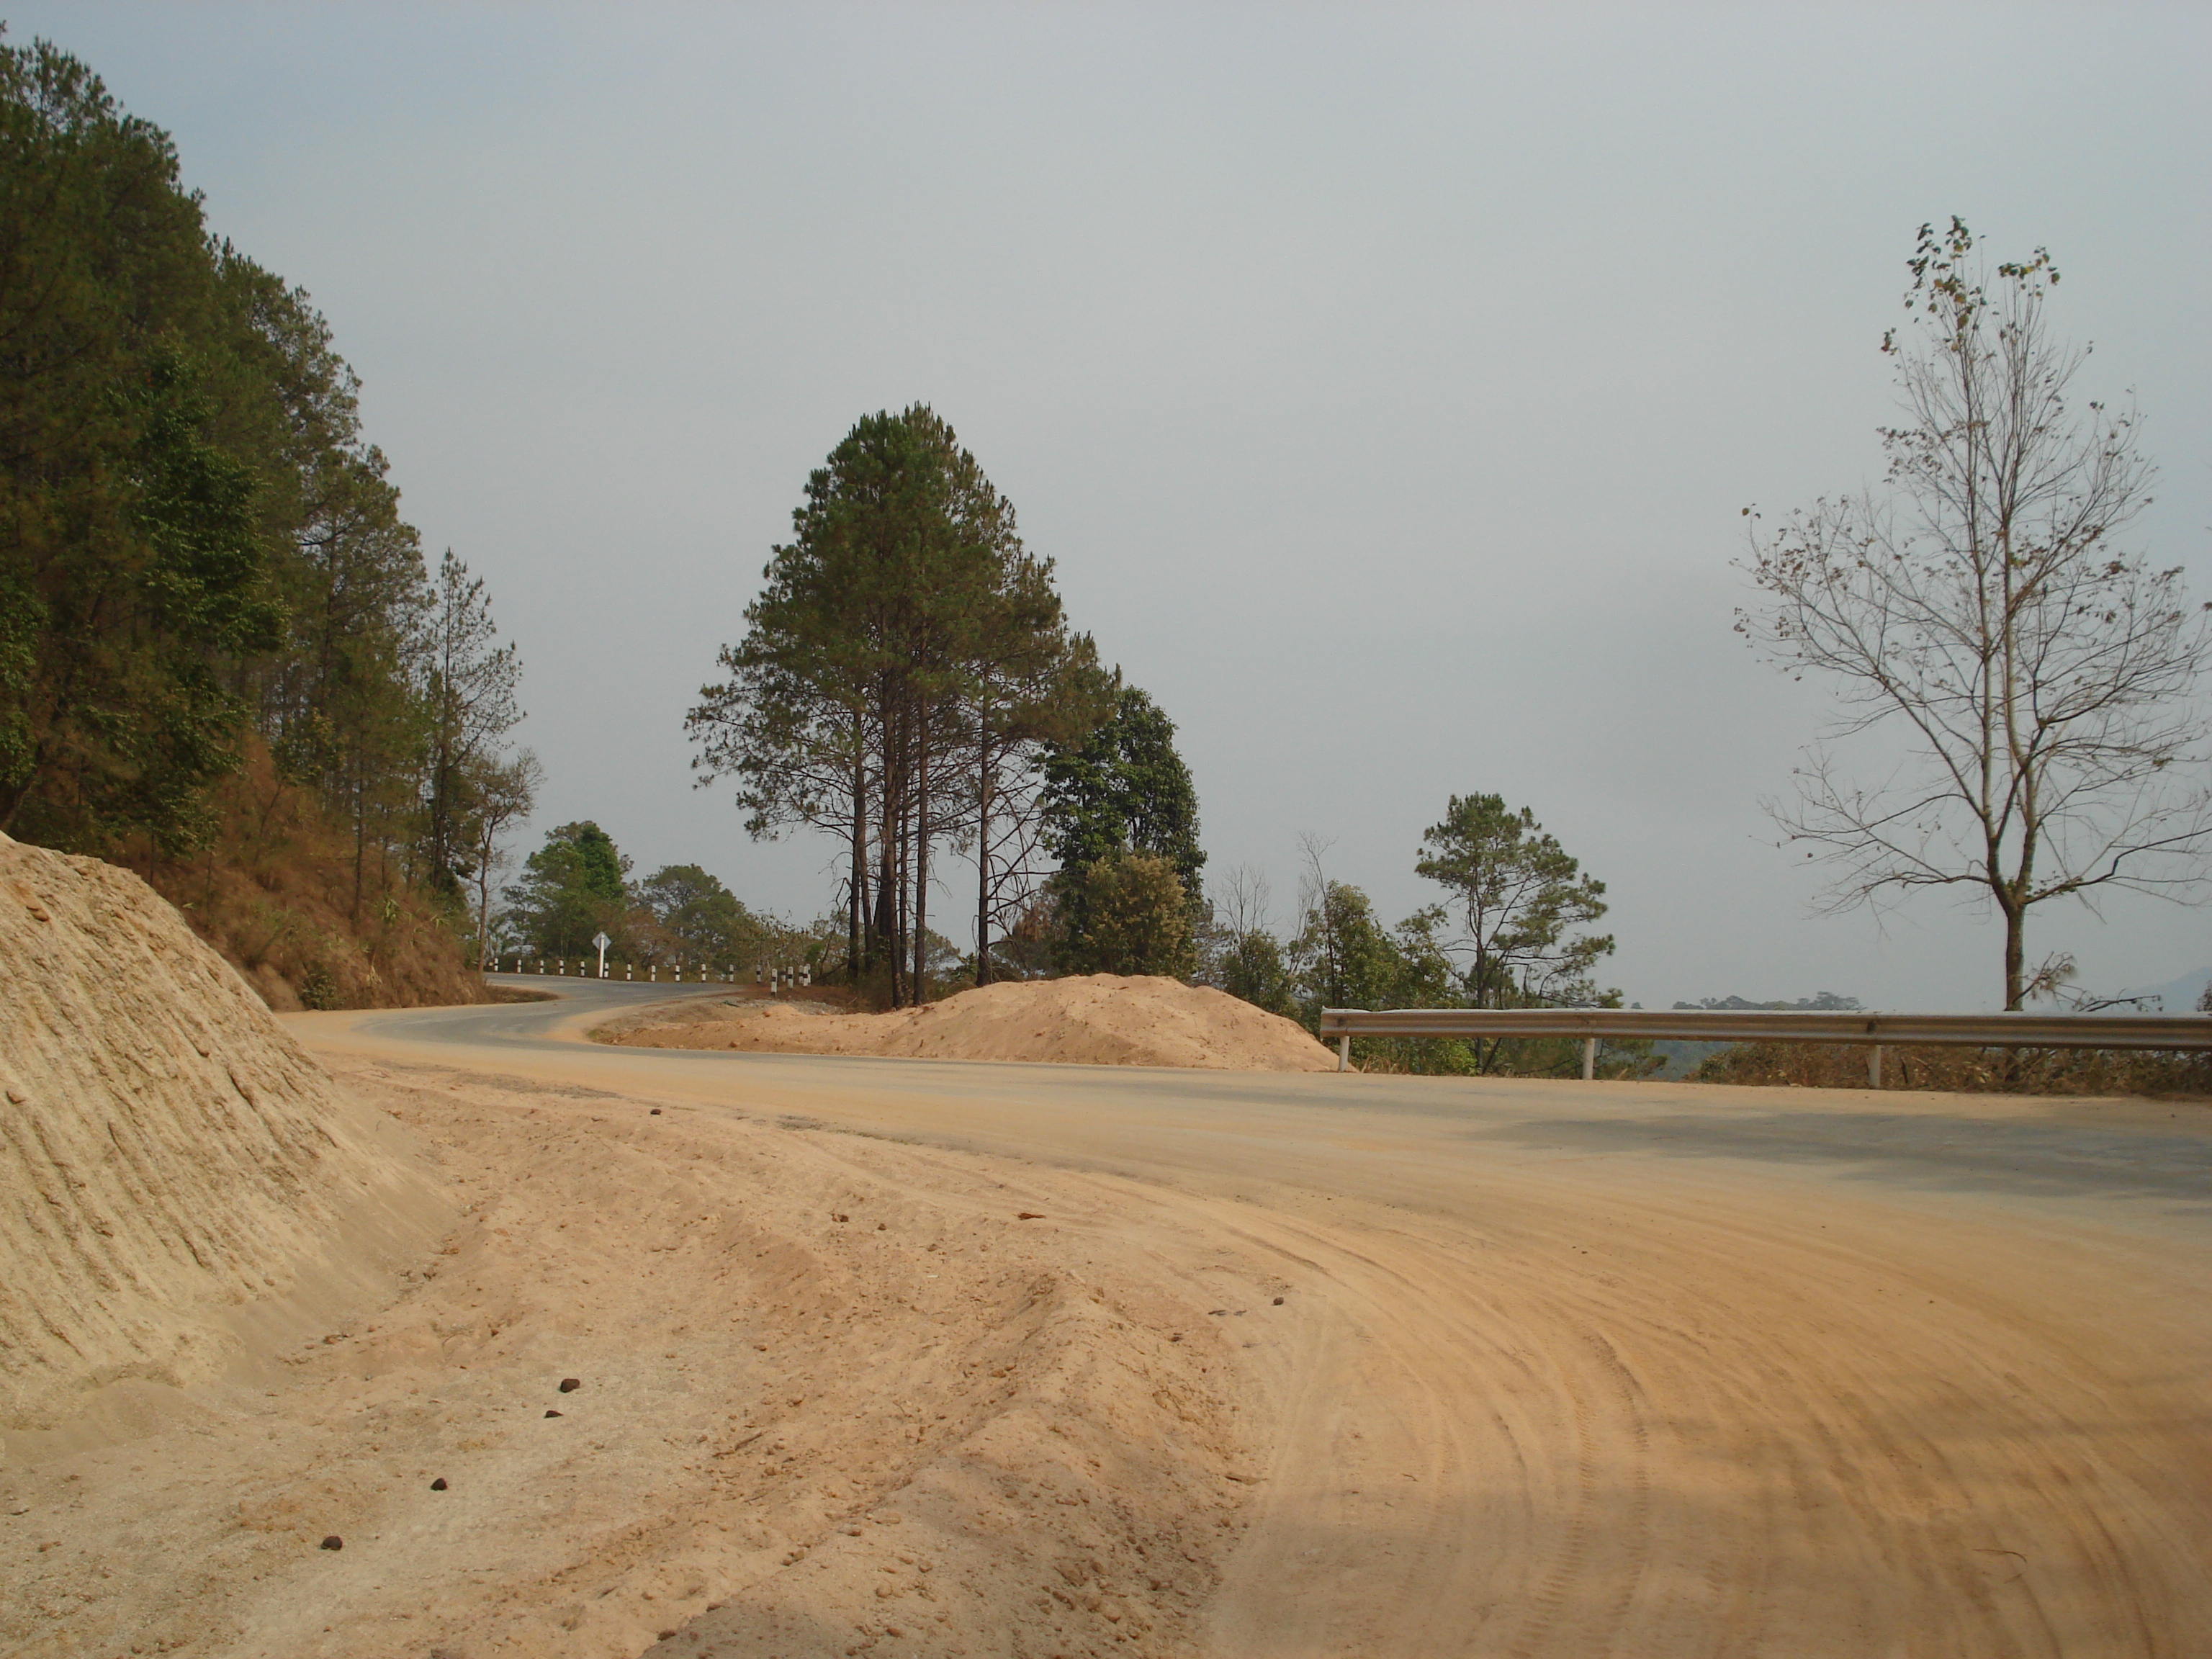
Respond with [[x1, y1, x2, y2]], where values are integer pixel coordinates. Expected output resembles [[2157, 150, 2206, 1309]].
[[1695, 1039, 2212, 1099], [114, 742, 487, 1012]]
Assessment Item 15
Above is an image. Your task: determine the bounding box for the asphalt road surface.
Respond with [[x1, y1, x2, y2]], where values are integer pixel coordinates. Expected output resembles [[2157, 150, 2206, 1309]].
[[292, 977, 2212, 1658]]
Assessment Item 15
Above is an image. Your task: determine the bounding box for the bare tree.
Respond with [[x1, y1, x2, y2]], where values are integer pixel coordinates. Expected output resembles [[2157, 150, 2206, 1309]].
[[1741, 219, 2212, 1008], [1211, 862, 1275, 950], [464, 747, 541, 967]]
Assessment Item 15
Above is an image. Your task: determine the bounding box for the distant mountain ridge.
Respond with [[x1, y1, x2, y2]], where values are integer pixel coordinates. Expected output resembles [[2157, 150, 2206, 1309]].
[[2113, 966, 2212, 1013], [1646, 992, 1863, 1079], [1668, 992, 1863, 1012]]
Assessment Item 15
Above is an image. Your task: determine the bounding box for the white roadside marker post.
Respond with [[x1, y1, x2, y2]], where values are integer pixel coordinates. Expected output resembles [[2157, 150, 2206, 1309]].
[[1869, 1046, 1883, 1088], [1338, 1034, 1351, 1072], [1583, 1038, 1596, 1082]]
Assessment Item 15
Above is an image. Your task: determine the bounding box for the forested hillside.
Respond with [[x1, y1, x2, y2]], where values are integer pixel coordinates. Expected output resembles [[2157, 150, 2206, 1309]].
[[0, 34, 529, 1008]]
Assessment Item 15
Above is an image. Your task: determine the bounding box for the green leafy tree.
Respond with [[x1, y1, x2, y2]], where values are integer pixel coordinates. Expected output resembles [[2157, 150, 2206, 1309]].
[[1217, 930, 1297, 1016], [1414, 793, 1614, 1007], [1283, 873, 1473, 1073], [1039, 685, 1204, 965], [1040, 687, 1202, 884], [502, 820, 629, 958], [0, 32, 523, 976], [633, 863, 773, 970], [0, 37, 231, 850], [1408, 793, 1629, 1075], [1289, 878, 1405, 1013], [1050, 851, 1196, 978]]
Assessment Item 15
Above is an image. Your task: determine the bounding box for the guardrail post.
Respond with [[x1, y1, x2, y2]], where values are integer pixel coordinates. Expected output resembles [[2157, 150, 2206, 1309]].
[[1583, 1038, 1596, 1082], [1869, 1046, 1883, 1089], [1337, 1034, 1350, 1072]]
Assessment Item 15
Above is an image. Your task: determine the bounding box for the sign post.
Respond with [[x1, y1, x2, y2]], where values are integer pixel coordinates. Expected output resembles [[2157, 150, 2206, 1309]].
[[593, 931, 611, 980]]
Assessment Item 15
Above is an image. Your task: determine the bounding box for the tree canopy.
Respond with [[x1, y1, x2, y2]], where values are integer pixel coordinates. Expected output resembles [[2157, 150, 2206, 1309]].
[[0, 30, 529, 968], [632, 863, 773, 969], [1039, 685, 1204, 973], [689, 405, 1108, 1002], [501, 821, 629, 958], [1049, 851, 1196, 979], [1413, 793, 1614, 1008]]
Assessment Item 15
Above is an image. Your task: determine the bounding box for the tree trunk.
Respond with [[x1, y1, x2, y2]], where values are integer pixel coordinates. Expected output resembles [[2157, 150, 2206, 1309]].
[[2002, 898, 2026, 1011], [976, 742, 993, 986], [914, 719, 930, 1004], [848, 752, 866, 984]]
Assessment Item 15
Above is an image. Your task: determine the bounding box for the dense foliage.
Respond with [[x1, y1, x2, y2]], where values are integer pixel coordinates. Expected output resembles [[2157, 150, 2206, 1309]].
[[1038, 684, 1205, 973], [500, 821, 629, 958], [0, 32, 527, 974], [1048, 851, 1196, 979], [497, 820, 837, 984]]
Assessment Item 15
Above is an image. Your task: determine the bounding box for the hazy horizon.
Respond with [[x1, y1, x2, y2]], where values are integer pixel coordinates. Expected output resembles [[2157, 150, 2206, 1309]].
[[15, 2, 2211, 1010]]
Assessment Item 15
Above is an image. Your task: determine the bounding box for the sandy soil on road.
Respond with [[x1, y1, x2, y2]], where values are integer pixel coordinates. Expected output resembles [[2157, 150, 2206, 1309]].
[[9, 978, 2211, 1656], [595, 975, 1338, 1073], [3, 1056, 1268, 1659]]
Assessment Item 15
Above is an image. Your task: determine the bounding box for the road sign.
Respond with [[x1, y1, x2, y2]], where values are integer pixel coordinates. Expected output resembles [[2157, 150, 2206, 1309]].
[[593, 931, 611, 979]]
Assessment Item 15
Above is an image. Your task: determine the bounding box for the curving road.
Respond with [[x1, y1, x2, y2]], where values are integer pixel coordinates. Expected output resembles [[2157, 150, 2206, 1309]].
[[293, 978, 2212, 1658]]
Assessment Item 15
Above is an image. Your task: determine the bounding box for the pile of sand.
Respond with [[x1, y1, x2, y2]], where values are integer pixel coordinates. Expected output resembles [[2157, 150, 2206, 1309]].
[[0, 832, 449, 1433], [601, 972, 1339, 1071]]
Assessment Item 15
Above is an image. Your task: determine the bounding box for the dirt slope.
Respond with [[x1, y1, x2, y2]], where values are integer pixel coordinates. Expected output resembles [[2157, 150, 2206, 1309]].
[[0, 1058, 1260, 1659], [0, 832, 450, 1434], [125, 745, 491, 1012], [601, 974, 1338, 1071]]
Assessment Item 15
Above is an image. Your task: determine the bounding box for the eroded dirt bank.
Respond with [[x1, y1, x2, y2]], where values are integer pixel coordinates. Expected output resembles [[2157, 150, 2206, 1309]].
[[0, 1058, 1267, 1659], [0, 832, 450, 1434]]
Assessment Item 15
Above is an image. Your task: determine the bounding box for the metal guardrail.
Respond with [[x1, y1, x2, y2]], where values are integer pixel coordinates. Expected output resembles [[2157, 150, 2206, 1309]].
[[1317, 1006, 2212, 1082]]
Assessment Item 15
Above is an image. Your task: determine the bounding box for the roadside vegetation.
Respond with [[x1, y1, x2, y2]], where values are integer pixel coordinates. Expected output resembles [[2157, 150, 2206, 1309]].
[[12, 22, 2203, 1080], [0, 34, 533, 1006]]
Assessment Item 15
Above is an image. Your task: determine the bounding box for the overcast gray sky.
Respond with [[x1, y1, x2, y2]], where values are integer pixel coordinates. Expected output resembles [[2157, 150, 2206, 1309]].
[[18, 2, 2211, 1009]]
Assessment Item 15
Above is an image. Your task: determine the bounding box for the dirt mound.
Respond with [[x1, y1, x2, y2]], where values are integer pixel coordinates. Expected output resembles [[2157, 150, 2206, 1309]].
[[602, 972, 1339, 1071], [0, 832, 450, 1433]]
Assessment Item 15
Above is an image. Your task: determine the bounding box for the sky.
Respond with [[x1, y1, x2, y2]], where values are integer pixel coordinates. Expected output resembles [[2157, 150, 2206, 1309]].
[[15, 2, 2212, 1010]]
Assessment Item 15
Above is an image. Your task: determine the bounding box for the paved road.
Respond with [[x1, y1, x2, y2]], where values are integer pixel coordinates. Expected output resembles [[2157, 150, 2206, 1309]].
[[292, 978, 2212, 1658], [318, 976, 2212, 1222]]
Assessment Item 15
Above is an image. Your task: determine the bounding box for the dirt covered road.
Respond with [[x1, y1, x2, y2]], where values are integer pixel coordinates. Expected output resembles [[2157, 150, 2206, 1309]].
[[10, 979, 2210, 1658]]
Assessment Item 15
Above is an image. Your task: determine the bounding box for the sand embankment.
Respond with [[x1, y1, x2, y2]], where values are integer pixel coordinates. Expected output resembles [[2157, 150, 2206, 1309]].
[[598, 973, 1339, 1071], [0, 1056, 1261, 1658], [0, 832, 450, 1435]]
